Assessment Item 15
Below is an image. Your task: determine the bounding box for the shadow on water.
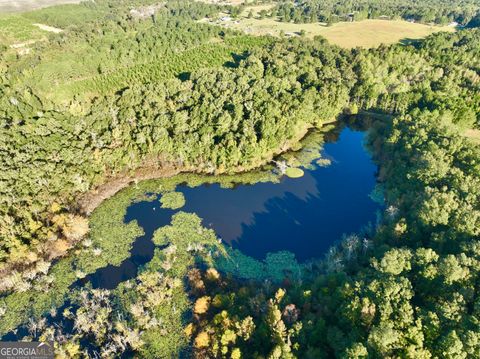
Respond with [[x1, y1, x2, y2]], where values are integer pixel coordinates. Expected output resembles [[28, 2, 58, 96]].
[[86, 125, 381, 289], [1, 119, 382, 347], [181, 127, 380, 261]]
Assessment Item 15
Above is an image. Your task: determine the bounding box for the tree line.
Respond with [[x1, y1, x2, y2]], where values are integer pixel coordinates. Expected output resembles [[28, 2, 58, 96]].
[[272, 0, 480, 26], [0, 0, 479, 357]]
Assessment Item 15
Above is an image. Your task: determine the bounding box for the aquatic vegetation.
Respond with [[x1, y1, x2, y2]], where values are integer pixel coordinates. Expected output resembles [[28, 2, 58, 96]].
[[280, 127, 332, 170], [0, 170, 281, 335], [369, 183, 386, 205], [114, 212, 223, 357], [1, 0, 480, 357], [285, 167, 305, 178], [160, 191, 186, 210], [214, 249, 304, 282]]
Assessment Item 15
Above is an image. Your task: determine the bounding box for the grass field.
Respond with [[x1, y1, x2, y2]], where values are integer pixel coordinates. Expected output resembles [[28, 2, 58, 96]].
[[0, 0, 80, 13], [465, 129, 480, 144], [221, 18, 456, 48], [0, 14, 47, 44]]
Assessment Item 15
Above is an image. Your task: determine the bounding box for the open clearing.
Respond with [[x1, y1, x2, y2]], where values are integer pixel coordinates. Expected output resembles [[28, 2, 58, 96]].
[[220, 18, 456, 48], [195, 0, 246, 5], [0, 0, 80, 13], [33, 23, 62, 33], [465, 129, 480, 144]]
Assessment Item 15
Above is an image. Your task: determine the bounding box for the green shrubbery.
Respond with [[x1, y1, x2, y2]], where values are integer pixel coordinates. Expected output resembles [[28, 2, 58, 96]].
[[160, 191, 185, 209], [0, 32, 352, 276], [0, 0, 480, 357]]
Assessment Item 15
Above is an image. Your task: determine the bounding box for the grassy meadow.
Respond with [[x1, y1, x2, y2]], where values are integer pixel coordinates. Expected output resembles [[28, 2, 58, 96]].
[[465, 129, 480, 144], [220, 17, 456, 48], [315, 19, 456, 48]]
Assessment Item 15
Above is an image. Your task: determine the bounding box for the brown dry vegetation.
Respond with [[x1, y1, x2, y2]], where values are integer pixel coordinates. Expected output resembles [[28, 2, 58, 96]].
[[464, 128, 480, 144], [219, 18, 455, 48], [77, 161, 183, 215]]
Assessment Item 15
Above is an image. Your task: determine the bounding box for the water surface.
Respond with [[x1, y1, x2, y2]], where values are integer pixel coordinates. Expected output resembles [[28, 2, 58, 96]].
[[89, 127, 380, 288]]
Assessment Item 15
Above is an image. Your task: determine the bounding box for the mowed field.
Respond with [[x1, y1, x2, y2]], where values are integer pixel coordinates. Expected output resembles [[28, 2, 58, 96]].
[[223, 17, 456, 48], [0, 0, 80, 13], [316, 19, 456, 48]]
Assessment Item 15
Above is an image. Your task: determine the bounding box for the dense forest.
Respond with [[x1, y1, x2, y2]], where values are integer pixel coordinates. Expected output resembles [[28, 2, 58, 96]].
[[0, 0, 479, 357], [273, 0, 480, 26]]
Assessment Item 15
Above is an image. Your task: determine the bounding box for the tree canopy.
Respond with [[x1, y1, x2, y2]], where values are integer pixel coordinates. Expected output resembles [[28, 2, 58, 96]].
[[0, 1, 479, 357]]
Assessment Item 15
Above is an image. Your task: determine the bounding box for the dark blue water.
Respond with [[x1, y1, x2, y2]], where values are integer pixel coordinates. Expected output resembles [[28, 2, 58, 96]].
[[89, 127, 380, 289], [180, 128, 379, 260]]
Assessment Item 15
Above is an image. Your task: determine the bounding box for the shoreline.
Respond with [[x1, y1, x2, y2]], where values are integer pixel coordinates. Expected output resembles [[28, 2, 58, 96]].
[[0, 119, 336, 289], [77, 121, 327, 215]]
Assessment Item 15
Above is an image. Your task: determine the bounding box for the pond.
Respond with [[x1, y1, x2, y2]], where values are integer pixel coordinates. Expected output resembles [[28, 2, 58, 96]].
[[88, 126, 381, 289]]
